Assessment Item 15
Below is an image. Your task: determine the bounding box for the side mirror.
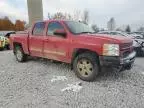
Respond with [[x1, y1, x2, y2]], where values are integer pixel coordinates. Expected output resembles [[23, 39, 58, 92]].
[[53, 29, 66, 37]]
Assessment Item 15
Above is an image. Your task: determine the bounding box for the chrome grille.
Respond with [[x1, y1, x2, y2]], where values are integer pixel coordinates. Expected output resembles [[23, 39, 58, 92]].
[[120, 42, 133, 50], [120, 42, 133, 58], [123, 51, 130, 58]]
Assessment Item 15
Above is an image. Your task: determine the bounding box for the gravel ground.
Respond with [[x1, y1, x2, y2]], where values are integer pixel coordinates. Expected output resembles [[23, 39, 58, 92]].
[[0, 51, 144, 108]]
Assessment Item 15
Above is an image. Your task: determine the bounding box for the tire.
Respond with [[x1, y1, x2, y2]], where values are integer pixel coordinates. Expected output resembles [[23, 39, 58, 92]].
[[6, 44, 10, 50], [73, 52, 100, 81], [0, 47, 4, 51], [14, 45, 27, 62]]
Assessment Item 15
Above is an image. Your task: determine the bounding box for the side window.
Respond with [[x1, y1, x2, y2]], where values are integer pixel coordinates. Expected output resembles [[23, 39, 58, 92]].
[[33, 22, 45, 35], [47, 22, 64, 36]]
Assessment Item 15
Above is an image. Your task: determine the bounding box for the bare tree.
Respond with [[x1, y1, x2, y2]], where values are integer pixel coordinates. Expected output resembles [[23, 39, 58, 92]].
[[125, 25, 131, 32], [137, 27, 144, 32], [107, 17, 116, 30], [82, 9, 89, 24], [53, 12, 74, 20], [73, 10, 81, 21], [64, 13, 73, 20], [68, 14, 73, 20], [52, 12, 66, 20], [91, 24, 99, 32], [47, 12, 52, 19], [116, 28, 122, 31]]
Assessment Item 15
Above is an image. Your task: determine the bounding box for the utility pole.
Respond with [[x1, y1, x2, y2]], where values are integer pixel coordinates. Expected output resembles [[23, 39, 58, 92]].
[[27, 0, 43, 25]]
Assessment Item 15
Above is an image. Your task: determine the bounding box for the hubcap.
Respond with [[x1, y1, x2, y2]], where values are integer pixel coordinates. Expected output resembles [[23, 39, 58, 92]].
[[16, 49, 22, 61], [77, 59, 93, 77]]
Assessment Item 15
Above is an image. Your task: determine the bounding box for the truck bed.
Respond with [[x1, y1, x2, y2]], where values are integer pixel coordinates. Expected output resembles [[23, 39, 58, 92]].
[[10, 32, 29, 55]]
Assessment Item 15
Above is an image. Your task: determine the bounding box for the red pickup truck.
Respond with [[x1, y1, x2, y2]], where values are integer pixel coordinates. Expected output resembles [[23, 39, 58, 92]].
[[10, 20, 136, 81]]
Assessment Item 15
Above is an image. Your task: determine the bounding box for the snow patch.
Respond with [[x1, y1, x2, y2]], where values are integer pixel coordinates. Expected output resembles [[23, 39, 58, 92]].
[[51, 76, 67, 82], [61, 82, 82, 92]]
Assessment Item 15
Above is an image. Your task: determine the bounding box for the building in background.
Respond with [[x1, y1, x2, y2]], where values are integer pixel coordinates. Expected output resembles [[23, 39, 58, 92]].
[[27, 0, 43, 25], [107, 18, 116, 31]]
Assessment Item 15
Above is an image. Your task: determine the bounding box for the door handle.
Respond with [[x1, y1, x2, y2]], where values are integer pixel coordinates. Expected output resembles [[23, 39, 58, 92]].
[[45, 39, 49, 42]]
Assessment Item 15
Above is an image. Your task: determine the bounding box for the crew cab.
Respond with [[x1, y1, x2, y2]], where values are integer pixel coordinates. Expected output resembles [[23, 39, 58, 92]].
[[10, 20, 136, 81]]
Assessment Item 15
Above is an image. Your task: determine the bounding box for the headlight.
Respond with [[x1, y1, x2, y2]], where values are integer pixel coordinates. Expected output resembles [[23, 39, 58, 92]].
[[103, 44, 119, 56]]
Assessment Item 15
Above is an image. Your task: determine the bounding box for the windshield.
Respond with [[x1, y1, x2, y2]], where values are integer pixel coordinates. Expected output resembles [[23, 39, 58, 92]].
[[65, 21, 94, 34]]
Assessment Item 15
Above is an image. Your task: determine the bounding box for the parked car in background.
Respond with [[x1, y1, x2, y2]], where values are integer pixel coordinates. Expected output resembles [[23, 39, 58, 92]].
[[133, 32, 144, 38], [0, 31, 15, 50], [98, 31, 134, 38], [128, 32, 144, 39], [10, 20, 136, 81], [133, 38, 144, 56], [98, 31, 144, 56]]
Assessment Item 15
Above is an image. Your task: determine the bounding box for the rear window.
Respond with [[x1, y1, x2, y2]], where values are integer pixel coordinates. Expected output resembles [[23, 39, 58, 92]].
[[33, 22, 45, 35]]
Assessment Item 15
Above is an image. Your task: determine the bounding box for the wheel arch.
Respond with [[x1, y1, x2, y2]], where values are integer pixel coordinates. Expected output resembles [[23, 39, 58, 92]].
[[13, 42, 23, 54], [71, 48, 100, 68]]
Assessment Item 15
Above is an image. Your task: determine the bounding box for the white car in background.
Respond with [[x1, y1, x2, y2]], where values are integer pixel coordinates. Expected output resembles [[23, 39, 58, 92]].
[[98, 31, 144, 56], [98, 31, 134, 38], [128, 33, 143, 39], [132, 32, 144, 38]]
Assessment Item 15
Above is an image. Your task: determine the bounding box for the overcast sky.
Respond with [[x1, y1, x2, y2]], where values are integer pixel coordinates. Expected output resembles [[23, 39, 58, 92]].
[[0, 0, 144, 30]]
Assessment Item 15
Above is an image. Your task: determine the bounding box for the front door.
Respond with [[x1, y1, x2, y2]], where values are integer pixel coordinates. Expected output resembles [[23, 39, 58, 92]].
[[43, 21, 69, 62], [29, 22, 45, 57]]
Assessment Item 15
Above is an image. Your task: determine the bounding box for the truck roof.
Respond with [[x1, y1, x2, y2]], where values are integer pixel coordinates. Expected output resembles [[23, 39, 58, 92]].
[[33, 20, 82, 24], [34, 19, 69, 23]]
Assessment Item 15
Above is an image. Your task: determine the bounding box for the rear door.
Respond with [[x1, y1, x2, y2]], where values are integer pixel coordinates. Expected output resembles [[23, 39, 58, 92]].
[[29, 22, 45, 57], [43, 21, 69, 62]]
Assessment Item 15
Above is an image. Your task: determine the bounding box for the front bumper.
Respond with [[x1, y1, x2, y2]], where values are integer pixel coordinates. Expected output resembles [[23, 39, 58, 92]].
[[99, 51, 136, 69]]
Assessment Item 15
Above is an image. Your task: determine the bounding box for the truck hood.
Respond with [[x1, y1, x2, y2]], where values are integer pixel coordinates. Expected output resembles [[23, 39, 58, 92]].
[[78, 33, 133, 44]]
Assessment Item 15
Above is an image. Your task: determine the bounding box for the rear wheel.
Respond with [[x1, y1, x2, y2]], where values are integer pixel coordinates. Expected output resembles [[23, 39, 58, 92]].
[[14, 46, 27, 62], [73, 52, 100, 81], [6, 44, 10, 50], [0, 47, 4, 51]]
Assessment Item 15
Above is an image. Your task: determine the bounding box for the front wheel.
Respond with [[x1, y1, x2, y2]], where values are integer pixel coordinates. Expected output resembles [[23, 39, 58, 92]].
[[73, 52, 100, 81], [14, 46, 27, 62]]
